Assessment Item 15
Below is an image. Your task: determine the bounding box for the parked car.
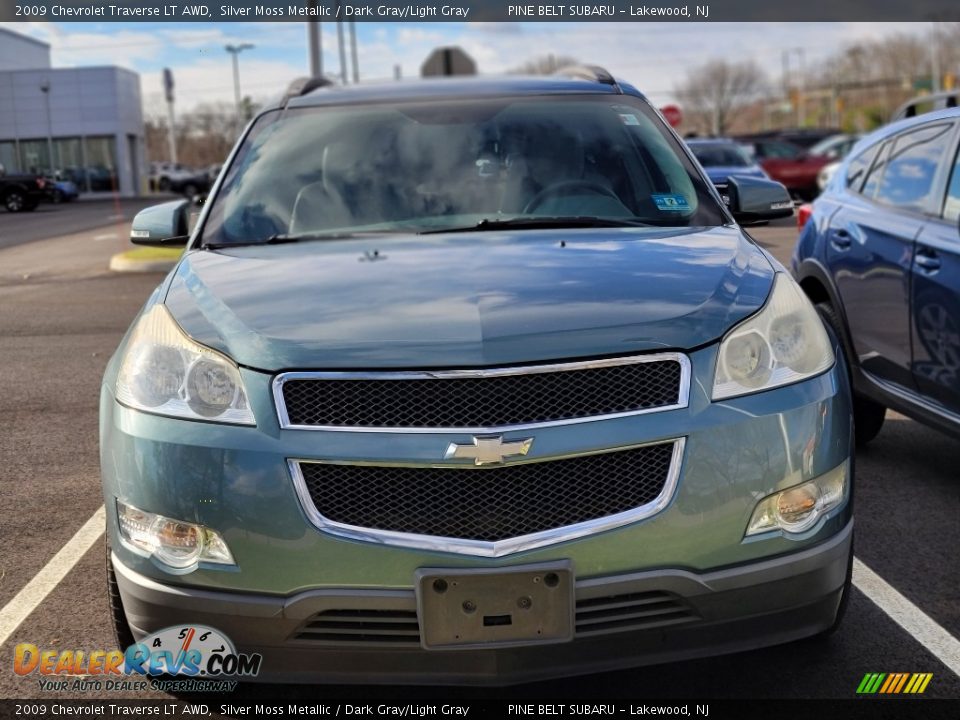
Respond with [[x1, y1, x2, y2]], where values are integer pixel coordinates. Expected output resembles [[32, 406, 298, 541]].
[[738, 136, 832, 200], [745, 128, 843, 150], [149, 162, 211, 198], [793, 107, 960, 444], [809, 135, 862, 193], [102, 71, 852, 684], [807, 133, 862, 162], [45, 176, 79, 203], [685, 138, 770, 183], [0, 163, 46, 212]]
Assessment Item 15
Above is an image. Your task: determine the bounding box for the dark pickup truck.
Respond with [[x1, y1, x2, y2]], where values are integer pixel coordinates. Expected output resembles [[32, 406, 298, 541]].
[[0, 167, 47, 212]]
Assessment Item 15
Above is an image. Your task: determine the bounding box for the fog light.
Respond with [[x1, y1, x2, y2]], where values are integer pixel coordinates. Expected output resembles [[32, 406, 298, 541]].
[[117, 501, 235, 570], [746, 461, 848, 536]]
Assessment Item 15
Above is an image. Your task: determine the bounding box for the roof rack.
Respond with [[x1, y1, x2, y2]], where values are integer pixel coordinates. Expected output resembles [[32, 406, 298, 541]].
[[554, 65, 620, 92], [284, 75, 335, 102], [891, 90, 960, 121], [262, 75, 336, 111]]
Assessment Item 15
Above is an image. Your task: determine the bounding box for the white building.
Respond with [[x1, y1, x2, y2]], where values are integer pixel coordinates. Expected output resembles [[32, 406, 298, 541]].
[[0, 28, 146, 196]]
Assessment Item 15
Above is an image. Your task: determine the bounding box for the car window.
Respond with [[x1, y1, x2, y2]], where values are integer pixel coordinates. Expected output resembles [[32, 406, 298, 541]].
[[860, 141, 891, 197], [845, 142, 880, 191], [871, 123, 954, 212], [944, 144, 960, 223], [201, 96, 727, 245]]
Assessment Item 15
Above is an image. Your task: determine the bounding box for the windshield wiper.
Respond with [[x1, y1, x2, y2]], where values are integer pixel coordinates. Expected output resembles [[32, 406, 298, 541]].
[[419, 217, 652, 235], [202, 231, 393, 250]]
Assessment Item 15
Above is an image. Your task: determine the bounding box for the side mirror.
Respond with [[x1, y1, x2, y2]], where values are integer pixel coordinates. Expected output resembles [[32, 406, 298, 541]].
[[724, 175, 794, 223], [130, 200, 190, 246]]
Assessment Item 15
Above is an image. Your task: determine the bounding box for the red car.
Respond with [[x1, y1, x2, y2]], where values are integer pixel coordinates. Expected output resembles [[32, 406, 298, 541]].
[[737, 137, 832, 201]]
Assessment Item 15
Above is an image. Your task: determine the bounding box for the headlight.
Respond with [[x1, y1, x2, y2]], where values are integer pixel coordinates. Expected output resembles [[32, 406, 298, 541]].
[[713, 273, 833, 400], [117, 501, 235, 569], [746, 461, 848, 536], [116, 305, 255, 424]]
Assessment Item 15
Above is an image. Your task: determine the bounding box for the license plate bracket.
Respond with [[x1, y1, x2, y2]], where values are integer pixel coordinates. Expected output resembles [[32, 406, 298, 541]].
[[415, 562, 574, 650]]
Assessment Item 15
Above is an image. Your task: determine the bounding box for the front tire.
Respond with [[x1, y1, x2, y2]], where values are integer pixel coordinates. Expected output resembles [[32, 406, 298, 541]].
[[4, 190, 26, 212], [816, 302, 886, 445]]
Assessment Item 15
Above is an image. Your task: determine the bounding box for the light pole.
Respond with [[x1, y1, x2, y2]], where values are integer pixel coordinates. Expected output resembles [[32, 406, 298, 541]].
[[225, 43, 254, 131], [39, 79, 54, 175]]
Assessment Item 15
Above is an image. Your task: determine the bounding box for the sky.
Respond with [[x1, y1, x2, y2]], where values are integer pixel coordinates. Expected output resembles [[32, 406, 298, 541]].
[[0, 20, 930, 114]]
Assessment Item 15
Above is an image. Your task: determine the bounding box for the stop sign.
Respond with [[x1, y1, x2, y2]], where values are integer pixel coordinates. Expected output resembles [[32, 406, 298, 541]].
[[421, 47, 477, 77], [660, 104, 683, 128]]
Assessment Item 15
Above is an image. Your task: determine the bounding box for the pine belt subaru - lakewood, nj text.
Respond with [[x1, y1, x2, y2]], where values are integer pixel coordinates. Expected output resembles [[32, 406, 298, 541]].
[[101, 69, 854, 684]]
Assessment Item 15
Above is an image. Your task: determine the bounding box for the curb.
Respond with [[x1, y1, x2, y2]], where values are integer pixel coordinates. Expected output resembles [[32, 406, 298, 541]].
[[108, 253, 179, 273]]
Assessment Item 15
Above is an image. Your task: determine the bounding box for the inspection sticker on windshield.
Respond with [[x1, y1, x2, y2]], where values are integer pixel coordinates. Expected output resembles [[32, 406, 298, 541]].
[[618, 113, 641, 126], [652, 194, 691, 211]]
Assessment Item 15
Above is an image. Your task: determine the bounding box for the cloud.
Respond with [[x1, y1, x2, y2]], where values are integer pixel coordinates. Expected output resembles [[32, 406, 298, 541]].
[[3, 20, 926, 112], [140, 56, 306, 114]]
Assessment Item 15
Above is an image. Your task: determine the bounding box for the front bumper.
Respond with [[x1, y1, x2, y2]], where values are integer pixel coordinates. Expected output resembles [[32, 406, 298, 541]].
[[101, 338, 854, 683], [113, 520, 852, 685]]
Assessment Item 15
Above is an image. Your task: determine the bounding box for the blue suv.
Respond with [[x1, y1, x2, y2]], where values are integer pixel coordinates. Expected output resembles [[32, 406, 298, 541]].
[[793, 108, 960, 444]]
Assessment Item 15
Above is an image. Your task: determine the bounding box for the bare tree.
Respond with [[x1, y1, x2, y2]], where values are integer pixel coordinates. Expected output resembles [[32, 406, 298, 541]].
[[675, 60, 767, 136], [510, 54, 583, 75], [146, 100, 262, 167]]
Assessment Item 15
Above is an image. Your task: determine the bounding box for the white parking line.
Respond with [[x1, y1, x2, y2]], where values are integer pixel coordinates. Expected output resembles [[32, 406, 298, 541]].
[[93, 233, 118, 242], [0, 506, 104, 648], [853, 557, 960, 677]]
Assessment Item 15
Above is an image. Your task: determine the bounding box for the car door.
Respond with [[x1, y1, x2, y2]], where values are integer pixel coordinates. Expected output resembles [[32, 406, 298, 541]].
[[911, 132, 960, 416], [827, 121, 958, 391]]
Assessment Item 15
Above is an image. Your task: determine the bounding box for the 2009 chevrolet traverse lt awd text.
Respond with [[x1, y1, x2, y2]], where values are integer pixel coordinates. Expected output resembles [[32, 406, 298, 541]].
[[102, 69, 853, 684]]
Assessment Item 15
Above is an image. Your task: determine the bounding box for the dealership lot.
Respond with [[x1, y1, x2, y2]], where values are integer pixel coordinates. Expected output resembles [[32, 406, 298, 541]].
[[0, 207, 957, 702]]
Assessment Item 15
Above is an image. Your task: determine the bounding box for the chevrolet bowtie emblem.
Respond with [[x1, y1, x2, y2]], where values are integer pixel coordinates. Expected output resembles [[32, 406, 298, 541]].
[[444, 436, 534, 466]]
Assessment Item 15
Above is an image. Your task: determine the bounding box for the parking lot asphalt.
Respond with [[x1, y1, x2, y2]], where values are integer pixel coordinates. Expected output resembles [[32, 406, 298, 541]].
[[0, 211, 957, 705], [0, 197, 168, 251]]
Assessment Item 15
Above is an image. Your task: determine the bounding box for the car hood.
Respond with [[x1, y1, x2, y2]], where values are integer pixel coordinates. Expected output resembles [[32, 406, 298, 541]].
[[163, 226, 774, 370]]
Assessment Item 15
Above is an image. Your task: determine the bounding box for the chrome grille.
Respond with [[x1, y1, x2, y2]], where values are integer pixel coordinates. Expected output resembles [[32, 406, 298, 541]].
[[295, 441, 678, 550], [275, 354, 688, 431]]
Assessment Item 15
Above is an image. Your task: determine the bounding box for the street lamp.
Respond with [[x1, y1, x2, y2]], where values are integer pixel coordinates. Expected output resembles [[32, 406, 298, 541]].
[[39, 79, 54, 175], [225, 43, 254, 130]]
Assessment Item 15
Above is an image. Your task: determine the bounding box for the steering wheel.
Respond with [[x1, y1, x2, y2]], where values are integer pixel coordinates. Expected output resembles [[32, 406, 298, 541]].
[[522, 180, 621, 214]]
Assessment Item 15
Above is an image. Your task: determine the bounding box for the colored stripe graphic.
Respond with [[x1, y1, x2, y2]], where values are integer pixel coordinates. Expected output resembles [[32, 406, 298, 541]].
[[857, 672, 932, 694]]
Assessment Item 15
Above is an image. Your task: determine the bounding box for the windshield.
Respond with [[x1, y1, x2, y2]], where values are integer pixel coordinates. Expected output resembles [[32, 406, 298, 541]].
[[689, 143, 753, 168], [199, 95, 727, 246]]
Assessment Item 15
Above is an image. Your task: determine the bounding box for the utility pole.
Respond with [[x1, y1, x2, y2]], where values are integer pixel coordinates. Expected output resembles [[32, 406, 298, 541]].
[[349, 21, 359, 83], [782, 48, 805, 127], [39, 79, 54, 174], [335, 13, 347, 84], [796, 47, 806, 127], [308, 21, 322, 76], [308, 0, 322, 77], [931, 22, 941, 93], [225, 43, 254, 132], [163, 68, 177, 165]]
